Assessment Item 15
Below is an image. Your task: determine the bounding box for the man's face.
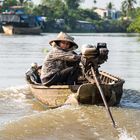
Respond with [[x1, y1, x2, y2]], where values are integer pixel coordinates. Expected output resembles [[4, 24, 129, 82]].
[[60, 41, 71, 49]]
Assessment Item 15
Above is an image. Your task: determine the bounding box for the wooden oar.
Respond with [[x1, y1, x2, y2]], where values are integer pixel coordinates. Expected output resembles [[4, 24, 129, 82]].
[[91, 67, 116, 128]]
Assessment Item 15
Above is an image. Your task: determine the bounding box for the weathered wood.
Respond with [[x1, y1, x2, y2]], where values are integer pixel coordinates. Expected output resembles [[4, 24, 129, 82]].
[[28, 71, 125, 108]]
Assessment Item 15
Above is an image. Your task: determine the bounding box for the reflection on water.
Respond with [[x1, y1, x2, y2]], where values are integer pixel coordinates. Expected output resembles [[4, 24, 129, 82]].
[[0, 33, 140, 140]]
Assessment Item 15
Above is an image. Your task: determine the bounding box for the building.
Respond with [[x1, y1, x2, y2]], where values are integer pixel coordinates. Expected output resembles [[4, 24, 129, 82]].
[[94, 8, 121, 20]]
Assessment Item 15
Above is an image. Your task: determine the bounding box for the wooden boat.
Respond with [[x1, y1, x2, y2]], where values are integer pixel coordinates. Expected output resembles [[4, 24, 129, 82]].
[[2, 25, 41, 35], [28, 71, 125, 108], [0, 7, 42, 35]]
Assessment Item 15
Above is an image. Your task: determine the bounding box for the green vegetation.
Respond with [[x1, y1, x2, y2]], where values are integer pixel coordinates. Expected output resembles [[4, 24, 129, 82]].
[[1, 0, 140, 33], [127, 8, 140, 32]]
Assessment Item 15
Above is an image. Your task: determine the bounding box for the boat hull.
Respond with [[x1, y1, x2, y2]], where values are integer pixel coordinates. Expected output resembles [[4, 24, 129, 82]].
[[29, 84, 80, 108], [2, 25, 41, 35], [28, 71, 125, 108]]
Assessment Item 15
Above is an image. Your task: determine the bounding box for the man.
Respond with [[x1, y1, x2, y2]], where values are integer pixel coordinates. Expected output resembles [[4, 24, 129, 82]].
[[41, 32, 81, 86]]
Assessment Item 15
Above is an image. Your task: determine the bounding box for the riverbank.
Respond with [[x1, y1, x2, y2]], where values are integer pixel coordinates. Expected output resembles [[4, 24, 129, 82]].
[[0, 19, 131, 34]]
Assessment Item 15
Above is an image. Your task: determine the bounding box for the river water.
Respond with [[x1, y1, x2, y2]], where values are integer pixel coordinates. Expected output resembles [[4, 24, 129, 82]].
[[0, 33, 140, 140]]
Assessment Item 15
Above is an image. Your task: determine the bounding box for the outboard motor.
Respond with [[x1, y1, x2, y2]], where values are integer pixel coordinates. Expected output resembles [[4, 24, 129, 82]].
[[81, 43, 109, 72]]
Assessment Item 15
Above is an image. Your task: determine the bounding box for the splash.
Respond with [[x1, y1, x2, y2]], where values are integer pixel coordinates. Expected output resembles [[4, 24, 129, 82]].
[[118, 128, 137, 140], [0, 85, 30, 99], [0, 85, 32, 112]]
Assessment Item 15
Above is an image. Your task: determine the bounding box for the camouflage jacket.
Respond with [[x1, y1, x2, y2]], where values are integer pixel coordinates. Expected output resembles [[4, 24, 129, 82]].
[[41, 47, 80, 79]]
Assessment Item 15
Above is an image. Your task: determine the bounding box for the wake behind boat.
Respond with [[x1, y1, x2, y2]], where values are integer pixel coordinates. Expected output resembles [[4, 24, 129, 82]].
[[26, 43, 125, 108]]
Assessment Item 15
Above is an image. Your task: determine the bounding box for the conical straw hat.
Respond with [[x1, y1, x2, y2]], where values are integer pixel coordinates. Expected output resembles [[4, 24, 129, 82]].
[[49, 32, 78, 50]]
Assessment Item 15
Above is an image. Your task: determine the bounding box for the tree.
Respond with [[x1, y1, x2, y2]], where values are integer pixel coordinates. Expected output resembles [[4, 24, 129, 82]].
[[64, 0, 83, 9], [127, 16, 140, 32], [3, 0, 18, 7], [18, 0, 33, 6], [127, 8, 140, 32], [77, 8, 100, 21], [106, 2, 114, 19], [121, 0, 137, 16], [19, 0, 24, 5], [106, 2, 114, 10], [41, 0, 65, 19], [93, 0, 97, 4], [2, 0, 18, 11]]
